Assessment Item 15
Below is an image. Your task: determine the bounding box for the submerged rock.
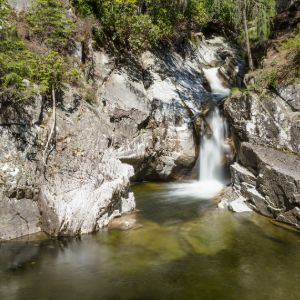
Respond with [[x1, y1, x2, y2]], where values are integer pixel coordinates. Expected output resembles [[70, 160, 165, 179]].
[[109, 213, 139, 231]]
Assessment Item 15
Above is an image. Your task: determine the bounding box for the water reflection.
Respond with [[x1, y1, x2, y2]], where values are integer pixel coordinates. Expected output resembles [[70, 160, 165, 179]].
[[1, 183, 300, 300]]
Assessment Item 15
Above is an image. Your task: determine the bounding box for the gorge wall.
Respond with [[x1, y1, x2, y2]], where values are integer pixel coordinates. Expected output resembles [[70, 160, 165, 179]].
[[0, 25, 241, 240], [225, 85, 300, 229], [1, 0, 299, 241]]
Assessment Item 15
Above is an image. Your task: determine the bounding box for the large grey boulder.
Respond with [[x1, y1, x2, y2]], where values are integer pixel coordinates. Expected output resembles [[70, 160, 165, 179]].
[[0, 89, 135, 240], [231, 143, 300, 228], [38, 90, 135, 236], [225, 82, 300, 228], [0, 101, 41, 241]]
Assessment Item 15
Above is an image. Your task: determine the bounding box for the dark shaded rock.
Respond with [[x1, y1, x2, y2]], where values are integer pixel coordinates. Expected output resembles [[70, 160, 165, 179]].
[[276, 0, 300, 13], [231, 143, 300, 228], [274, 0, 300, 32]]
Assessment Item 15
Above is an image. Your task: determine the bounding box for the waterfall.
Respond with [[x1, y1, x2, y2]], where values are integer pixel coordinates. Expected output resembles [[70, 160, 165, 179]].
[[196, 67, 230, 197], [203, 68, 230, 100], [199, 108, 226, 182], [166, 67, 230, 200]]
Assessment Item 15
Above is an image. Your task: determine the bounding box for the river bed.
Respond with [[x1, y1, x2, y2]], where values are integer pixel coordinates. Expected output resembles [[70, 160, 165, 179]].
[[1, 183, 300, 300]]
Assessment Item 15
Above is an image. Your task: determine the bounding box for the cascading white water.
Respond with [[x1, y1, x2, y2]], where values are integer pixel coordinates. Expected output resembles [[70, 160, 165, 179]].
[[196, 67, 230, 197], [166, 67, 230, 200], [203, 68, 230, 99], [195, 108, 227, 198], [199, 108, 226, 182]]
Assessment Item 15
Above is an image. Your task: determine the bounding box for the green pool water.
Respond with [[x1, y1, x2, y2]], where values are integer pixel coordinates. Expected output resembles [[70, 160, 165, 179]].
[[1, 182, 300, 300]]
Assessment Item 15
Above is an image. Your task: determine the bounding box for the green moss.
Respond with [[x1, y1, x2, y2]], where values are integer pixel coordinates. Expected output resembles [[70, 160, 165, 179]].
[[230, 87, 243, 96]]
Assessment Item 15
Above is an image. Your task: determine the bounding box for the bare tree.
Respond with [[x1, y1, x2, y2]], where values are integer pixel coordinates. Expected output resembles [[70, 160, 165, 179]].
[[241, 0, 254, 70]]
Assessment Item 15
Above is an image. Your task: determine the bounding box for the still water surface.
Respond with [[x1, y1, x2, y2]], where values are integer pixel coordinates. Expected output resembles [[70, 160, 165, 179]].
[[1, 183, 300, 300]]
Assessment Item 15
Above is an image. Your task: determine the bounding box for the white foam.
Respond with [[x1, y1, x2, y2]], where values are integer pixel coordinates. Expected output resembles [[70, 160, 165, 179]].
[[166, 180, 224, 200], [203, 68, 230, 98]]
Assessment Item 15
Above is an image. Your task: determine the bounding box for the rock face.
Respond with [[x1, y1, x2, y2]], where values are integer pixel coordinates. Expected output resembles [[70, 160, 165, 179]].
[[225, 84, 300, 154], [0, 90, 135, 240], [95, 37, 241, 181], [0, 35, 241, 240], [225, 84, 300, 228], [275, 0, 300, 32], [276, 0, 300, 13], [231, 144, 300, 228]]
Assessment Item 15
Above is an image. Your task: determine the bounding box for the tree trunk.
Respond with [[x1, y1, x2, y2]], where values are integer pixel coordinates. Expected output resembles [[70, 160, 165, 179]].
[[242, 0, 254, 70], [43, 88, 56, 165]]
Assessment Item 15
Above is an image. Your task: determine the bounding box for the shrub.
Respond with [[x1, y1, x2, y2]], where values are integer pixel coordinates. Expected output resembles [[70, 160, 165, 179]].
[[282, 25, 300, 69], [0, 2, 78, 103], [72, 0, 209, 53], [26, 0, 75, 51]]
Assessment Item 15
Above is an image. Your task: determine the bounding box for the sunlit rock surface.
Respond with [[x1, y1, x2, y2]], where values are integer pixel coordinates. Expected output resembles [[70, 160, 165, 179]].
[[0, 33, 242, 240], [226, 90, 300, 227], [225, 73, 300, 227], [95, 37, 241, 181], [225, 84, 300, 153]]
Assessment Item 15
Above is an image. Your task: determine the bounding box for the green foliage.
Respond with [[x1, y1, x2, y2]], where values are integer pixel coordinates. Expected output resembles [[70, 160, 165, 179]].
[[72, 0, 275, 54], [0, 2, 35, 102], [0, 0, 78, 103], [26, 0, 74, 51], [282, 25, 300, 68], [204, 0, 275, 45], [72, 0, 94, 16], [73, 0, 208, 53], [188, 0, 208, 25], [282, 26, 300, 82], [230, 87, 243, 96], [204, 0, 240, 27]]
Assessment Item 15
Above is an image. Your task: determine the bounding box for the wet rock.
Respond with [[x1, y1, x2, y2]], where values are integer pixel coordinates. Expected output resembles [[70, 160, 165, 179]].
[[228, 196, 253, 213], [109, 213, 139, 231], [99, 37, 241, 181]]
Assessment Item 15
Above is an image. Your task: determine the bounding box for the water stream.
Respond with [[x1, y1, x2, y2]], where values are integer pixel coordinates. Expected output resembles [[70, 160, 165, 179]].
[[1, 183, 300, 300]]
